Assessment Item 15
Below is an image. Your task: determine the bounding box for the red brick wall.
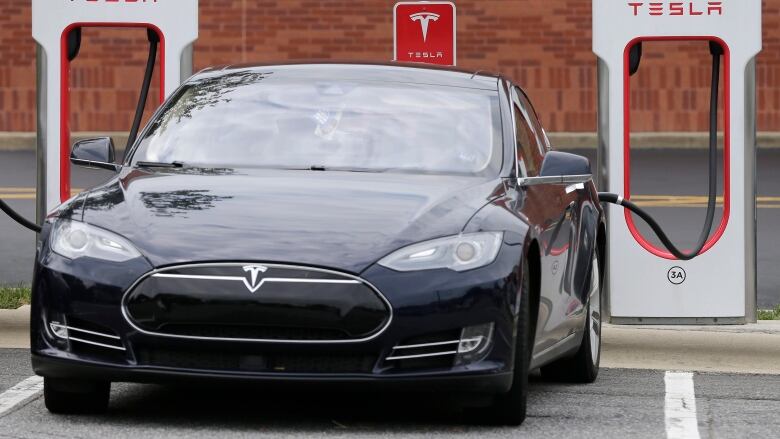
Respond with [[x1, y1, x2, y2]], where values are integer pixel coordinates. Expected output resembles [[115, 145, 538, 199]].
[[0, 0, 778, 133]]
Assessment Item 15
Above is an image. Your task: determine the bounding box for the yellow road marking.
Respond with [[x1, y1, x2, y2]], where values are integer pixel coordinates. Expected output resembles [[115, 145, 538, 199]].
[[0, 195, 38, 200], [634, 203, 780, 209], [0, 187, 84, 192], [632, 195, 780, 201], [0, 189, 84, 200], [0, 188, 36, 193], [630, 195, 780, 208]]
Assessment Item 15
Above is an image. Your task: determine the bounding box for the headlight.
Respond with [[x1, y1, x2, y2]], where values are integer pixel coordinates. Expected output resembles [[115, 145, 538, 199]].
[[378, 232, 503, 272], [51, 220, 142, 262]]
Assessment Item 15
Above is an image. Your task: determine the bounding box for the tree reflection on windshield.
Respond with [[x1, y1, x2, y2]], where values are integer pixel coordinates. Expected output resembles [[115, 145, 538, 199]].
[[139, 190, 234, 218], [155, 70, 271, 132]]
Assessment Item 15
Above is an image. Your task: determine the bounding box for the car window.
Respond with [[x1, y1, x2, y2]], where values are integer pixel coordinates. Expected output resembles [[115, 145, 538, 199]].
[[515, 89, 550, 152], [130, 72, 503, 176], [512, 91, 542, 177]]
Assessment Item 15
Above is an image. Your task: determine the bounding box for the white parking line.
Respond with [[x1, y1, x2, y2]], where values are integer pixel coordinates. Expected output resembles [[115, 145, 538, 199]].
[[664, 371, 701, 439], [0, 376, 43, 416]]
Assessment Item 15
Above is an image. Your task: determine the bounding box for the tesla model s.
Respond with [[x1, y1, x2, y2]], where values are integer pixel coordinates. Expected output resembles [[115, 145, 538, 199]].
[[32, 63, 605, 425]]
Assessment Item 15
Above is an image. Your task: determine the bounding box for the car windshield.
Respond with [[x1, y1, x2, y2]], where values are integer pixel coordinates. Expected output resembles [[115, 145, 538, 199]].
[[131, 70, 502, 175]]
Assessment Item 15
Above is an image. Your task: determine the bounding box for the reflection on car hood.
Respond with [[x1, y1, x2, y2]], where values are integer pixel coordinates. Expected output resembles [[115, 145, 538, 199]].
[[78, 168, 504, 273]]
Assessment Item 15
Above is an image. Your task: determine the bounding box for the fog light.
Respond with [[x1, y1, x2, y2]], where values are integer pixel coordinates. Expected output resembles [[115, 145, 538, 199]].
[[45, 313, 70, 349], [49, 321, 69, 339], [458, 336, 483, 354], [455, 323, 494, 366]]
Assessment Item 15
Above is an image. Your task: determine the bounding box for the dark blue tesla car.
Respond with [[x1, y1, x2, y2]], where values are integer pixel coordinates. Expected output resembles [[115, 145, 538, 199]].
[[31, 62, 605, 425]]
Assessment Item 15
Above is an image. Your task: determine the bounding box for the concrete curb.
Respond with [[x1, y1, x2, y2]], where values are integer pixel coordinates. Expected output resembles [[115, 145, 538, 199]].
[[0, 305, 29, 349], [604, 321, 780, 335], [602, 323, 780, 375], [4, 131, 780, 151]]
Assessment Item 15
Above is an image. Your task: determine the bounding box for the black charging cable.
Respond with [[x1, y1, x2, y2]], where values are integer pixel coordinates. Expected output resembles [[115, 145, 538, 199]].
[[599, 42, 723, 261], [0, 200, 41, 233], [0, 28, 158, 234], [127, 29, 159, 149]]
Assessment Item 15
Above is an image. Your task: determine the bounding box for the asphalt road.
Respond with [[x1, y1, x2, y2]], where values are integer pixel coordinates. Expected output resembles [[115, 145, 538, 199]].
[[0, 349, 777, 438], [0, 149, 778, 307]]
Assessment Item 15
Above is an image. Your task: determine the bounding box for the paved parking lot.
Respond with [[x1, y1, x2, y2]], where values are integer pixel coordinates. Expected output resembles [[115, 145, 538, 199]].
[[0, 349, 778, 438]]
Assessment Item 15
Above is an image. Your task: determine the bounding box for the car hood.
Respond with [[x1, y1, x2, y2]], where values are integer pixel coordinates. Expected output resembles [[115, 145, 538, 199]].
[[78, 168, 504, 273]]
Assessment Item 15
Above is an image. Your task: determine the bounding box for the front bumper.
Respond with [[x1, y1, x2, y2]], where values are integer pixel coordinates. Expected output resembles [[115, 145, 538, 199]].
[[32, 354, 513, 393], [31, 241, 524, 394]]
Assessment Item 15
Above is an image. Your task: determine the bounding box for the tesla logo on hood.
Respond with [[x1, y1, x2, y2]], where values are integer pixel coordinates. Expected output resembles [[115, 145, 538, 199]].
[[242, 265, 269, 293], [410, 12, 440, 42]]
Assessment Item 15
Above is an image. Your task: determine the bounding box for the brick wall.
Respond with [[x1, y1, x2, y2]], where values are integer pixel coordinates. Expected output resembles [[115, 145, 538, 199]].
[[0, 0, 778, 133]]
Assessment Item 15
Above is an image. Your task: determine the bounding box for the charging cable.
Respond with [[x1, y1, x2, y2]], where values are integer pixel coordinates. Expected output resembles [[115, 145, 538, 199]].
[[127, 29, 159, 149], [598, 42, 723, 261], [0, 200, 40, 233]]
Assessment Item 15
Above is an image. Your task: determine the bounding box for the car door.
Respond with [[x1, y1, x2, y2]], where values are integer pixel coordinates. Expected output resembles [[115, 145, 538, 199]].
[[519, 89, 595, 337], [511, 88, 579, 353]]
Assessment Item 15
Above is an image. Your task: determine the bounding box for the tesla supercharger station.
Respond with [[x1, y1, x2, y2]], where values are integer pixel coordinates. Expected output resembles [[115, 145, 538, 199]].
[[32, 0, 198, 223], [593, 0, 761, 323]]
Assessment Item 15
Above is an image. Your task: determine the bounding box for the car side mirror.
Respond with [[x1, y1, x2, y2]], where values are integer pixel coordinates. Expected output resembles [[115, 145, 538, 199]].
[[70, 137, 120, 172], [518, 151, 592, 187]]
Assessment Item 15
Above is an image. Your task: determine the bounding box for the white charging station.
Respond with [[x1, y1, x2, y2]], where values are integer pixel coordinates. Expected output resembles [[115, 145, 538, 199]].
[[593, 0, 762, 323], [32, 0, 199, 222]]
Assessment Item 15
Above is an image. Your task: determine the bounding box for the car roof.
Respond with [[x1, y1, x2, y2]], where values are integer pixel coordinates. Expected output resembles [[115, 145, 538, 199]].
[[189, 61, 501, 91]]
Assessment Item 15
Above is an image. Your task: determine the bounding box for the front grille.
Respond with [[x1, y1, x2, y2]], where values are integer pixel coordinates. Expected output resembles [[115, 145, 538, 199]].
[[159, 324, 351, 341], [137, 348, 377, 374], [124, 263, 391, 342]]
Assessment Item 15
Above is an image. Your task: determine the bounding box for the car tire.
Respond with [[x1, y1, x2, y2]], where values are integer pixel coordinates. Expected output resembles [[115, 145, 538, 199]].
[[44, 378, 110, 414], [540, 252, 601, 383], [476, 257, 532, 426]]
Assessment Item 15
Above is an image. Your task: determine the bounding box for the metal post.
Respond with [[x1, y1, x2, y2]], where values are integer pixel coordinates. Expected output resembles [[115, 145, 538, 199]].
[[35, 44, 47, 228]]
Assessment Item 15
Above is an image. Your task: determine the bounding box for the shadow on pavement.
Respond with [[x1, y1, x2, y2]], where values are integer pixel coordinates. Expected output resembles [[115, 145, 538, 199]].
[[65, 375, 563, 431]]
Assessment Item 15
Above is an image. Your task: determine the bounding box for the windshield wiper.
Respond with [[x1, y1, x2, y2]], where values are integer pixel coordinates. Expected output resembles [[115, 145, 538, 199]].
[[307, 165, 392, 173], [135, 161, 185, 169], [132, 163, 395, 172]]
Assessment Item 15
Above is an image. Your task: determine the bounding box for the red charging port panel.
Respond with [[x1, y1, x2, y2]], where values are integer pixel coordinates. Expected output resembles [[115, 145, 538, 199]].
[[60, 23, 166, 203], [622, 36, 730, 260]]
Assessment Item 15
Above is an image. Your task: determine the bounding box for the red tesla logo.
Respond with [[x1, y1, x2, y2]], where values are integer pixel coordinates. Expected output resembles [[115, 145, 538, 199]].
[[394, 2, 456, 66], [628, 1, 723, 16]]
